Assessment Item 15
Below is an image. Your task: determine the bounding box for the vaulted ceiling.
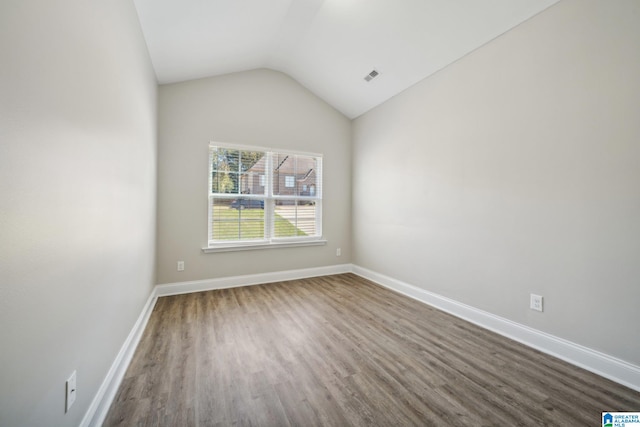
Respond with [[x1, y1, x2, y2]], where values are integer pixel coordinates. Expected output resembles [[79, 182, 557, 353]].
[[133, 0, 558, 118]]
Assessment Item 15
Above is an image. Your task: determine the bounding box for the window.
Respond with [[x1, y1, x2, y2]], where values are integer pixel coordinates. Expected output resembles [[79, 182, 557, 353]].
[[207, 143, 323, 250]]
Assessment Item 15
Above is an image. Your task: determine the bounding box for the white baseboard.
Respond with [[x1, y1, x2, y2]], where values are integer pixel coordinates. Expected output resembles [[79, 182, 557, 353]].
[[351, 264, 640, 392], [155, 263, 352, 296], [80, 289, 158, 427]]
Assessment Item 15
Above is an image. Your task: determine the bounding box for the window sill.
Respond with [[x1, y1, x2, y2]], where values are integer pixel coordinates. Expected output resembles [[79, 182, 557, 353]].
[[202, 239, 327, 253]]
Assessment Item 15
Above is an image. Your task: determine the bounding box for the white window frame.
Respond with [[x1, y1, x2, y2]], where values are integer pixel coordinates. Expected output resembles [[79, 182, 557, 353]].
[[203, 142, 325, 253]]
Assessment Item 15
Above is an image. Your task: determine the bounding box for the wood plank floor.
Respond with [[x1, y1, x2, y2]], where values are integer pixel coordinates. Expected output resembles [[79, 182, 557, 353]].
[[104, 274, 639, 426]]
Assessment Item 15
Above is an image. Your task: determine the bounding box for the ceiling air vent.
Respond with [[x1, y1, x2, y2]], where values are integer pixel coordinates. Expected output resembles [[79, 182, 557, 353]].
[[364, 69, 379, 82]]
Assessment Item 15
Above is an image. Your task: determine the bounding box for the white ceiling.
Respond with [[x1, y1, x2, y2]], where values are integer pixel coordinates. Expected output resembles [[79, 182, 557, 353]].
[[133, 0, 559, 118]]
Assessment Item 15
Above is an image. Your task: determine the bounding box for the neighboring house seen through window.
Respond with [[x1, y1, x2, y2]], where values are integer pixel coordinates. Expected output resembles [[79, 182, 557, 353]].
[[208, 143, 322, 248]]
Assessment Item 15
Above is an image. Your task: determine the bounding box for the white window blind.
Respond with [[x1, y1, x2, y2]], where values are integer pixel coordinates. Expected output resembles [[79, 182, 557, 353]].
[[208, 143, 322, 247]]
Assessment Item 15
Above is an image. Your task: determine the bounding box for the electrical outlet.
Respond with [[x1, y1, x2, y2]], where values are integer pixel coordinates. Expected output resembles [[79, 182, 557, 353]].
[[336, 248, 341, 257], [530, 294, 543, 312], [66, 370, 76, 413], [177, 261, 184, 271]]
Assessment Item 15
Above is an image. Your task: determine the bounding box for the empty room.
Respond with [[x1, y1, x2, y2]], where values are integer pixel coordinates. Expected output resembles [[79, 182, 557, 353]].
[[1, 0, 639, 426]]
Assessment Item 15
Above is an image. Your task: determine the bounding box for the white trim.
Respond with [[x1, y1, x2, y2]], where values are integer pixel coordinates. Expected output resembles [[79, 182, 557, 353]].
[[156, 263, 351, 296], [203, 238, 326, 253], [351, 264, 640, 392], [80, 289, 158, 427]]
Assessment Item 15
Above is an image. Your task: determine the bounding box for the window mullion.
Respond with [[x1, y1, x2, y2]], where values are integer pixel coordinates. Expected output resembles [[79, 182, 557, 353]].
[[316, 200, 322, 238], [265, 152, 273, 240]]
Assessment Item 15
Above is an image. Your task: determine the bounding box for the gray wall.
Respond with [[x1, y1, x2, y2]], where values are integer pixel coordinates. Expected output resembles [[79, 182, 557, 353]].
[[157, 69, 351, 284], [352, 0, 640, 366], [0, 0, 157, 425]]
